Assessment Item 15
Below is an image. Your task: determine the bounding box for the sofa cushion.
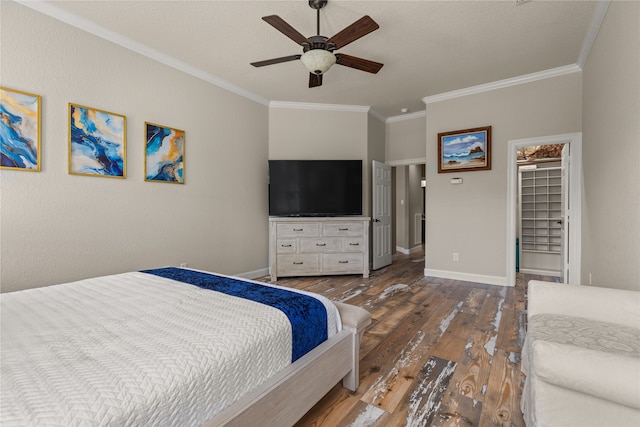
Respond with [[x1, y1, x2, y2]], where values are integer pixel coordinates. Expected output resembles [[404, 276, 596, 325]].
[[523, 314, 640, 409]]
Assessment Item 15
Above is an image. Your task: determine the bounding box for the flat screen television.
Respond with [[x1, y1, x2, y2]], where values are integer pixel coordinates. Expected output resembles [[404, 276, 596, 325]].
[[269, 160, 362, 217]]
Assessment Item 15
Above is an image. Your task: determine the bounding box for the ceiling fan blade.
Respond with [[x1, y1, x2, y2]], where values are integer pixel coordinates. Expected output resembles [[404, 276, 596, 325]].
[[251, 54, 301, 67], [309, 73, 323, 88], [335, 53, 383, 74], [262, 15, 308, 46], [326, 15, 379, 49]]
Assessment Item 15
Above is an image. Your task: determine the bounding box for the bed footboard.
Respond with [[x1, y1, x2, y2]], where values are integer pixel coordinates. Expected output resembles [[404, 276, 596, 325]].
[[333, 301, 372, 391], [205, 302, 371, 427]]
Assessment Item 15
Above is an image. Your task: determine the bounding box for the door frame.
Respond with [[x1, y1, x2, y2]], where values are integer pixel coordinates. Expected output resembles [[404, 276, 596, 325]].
[[506, 132, 582, 286]]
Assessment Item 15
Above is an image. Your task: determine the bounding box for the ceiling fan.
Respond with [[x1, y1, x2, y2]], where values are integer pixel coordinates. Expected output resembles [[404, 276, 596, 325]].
[[250, 0, 384, 88]]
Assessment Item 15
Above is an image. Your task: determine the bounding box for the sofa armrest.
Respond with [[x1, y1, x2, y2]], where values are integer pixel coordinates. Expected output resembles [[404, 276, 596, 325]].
[[528, 280, 640, 328]]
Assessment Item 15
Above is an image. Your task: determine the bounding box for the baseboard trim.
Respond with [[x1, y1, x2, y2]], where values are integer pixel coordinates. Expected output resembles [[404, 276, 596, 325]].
[[424, 268, 510, 287], [236, 267, 270, 280], [519, 268, 561, 277], [396, 245, 423, 255]]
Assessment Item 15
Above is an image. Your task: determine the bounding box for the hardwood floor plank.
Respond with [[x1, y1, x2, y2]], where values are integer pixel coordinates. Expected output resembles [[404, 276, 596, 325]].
[[391, 356, 458, 427], [478, 350, 525, 427], [430, 312, 477, 363], [271, 248, 530, 427], [431, 392, 482, 427], [449, 327, 494, 402]]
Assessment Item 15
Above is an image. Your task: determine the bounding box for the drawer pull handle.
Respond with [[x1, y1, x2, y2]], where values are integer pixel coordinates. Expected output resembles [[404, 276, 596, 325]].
[[349, 243, 360, 246], [338, 260, 349, 264], [293, 261, 304, 265], [339, 228, 349, 231], [281, 244, 292, 247], [293, 228, 303, 231], [316, 243, 326, 246]]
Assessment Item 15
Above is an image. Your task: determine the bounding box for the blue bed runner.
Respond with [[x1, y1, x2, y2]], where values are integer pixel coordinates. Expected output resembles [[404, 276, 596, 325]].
[[141, 267, 328, 362]]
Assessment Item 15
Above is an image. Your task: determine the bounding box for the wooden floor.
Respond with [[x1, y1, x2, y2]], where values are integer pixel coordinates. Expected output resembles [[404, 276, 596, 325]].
[[264, 247, 558, 427]]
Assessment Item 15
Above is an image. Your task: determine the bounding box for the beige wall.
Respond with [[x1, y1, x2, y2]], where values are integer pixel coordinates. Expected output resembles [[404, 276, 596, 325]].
[[386, 115, 426, 253], [581, 1, 640, 291], [425, 73, 582, 284], [268, 105, 373, 216], [0, 2, 269, 292], [367, 114, 386, 217], [386, 115, 427, 163]]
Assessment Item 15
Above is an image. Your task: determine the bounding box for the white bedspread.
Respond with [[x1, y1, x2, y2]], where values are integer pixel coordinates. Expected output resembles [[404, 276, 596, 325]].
[[0, 271, 340, 426]]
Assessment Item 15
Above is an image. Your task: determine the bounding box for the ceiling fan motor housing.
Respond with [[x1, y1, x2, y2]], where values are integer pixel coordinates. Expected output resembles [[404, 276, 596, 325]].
[[303, 35, 336, 52], [309, 0, 328, 10]]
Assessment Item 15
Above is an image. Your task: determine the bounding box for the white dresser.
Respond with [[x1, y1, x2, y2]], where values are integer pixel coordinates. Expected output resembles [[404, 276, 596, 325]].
[[269, 217, 370, 281]]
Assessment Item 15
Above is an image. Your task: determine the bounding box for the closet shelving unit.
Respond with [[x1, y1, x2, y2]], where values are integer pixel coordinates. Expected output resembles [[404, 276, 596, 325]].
[[519, 167, 563, 255]]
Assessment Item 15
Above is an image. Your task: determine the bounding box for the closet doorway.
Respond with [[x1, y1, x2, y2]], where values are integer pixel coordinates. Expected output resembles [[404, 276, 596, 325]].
[[517, 145, 566, 278], [506, 133, 582, 286]]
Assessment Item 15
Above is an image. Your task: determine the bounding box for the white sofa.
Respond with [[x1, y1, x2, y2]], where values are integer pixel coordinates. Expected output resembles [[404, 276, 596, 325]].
[[521, 280, 640, 427]]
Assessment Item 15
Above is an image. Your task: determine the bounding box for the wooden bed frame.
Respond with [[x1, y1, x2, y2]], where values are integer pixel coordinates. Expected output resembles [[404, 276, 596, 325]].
[[205, 301, 372, 427]]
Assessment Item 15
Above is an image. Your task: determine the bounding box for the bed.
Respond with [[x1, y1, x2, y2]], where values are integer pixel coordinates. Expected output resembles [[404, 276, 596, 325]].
[[0, 267, 371, 426]]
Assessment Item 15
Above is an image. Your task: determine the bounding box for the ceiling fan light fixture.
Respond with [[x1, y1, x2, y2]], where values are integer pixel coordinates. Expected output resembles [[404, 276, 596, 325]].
[[300, 49, 336, 74]]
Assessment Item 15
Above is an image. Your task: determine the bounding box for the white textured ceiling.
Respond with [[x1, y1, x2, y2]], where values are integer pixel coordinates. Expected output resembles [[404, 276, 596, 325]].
[[35, 0, 600, 119]]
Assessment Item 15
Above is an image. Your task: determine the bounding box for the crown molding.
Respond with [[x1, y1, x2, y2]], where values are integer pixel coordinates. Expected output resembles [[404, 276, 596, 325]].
[[269, 101, 370, 113], [368, 109, 386, 123], [576, 0, 610, 68], [15, 0, 270, 107], [422, 64, 581, 105], [386, 110, 426, 123]]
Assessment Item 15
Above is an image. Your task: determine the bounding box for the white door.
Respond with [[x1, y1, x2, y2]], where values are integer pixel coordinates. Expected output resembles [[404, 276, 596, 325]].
[[560, 143, 570, 283], [372, 160, 392, 270]]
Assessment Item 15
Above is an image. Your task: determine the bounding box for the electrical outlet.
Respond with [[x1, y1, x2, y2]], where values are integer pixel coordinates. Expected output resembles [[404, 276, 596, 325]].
[[452, 252, 459, 262], [180, 262, 188, 268]]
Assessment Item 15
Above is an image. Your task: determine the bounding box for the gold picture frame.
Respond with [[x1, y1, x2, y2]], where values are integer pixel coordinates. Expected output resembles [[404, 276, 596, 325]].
[[69, 103, 126, 178], [144, 122, 185, 184], [1, 87, 42, 171]]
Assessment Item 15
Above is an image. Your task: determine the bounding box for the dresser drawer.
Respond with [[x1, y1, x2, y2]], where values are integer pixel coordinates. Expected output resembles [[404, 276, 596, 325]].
[[322, 253, 364, 272], [299, 237, 341, 253], [322, 222, 364, 237], [269, 217, 370, 281], [275, 239, 297, 253], [276, 254, 320, 275], [276, 223, 319, 238], [343, 238, 365, 252]]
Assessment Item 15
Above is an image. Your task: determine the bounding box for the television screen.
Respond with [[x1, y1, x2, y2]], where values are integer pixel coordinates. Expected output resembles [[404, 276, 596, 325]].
[[269, 160, 363, 217]]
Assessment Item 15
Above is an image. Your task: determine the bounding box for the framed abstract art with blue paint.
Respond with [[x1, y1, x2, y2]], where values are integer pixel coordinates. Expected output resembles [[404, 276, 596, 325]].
[[68, 103, 126, 178], [144, 122, 185, 184], [1, 87, 41, 171]]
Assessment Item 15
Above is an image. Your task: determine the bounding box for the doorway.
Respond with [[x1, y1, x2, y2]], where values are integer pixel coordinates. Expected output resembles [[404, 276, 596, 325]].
[[391, 163, 425, 255], [517, 145, 565, 277], [506, 133, 582, 286]]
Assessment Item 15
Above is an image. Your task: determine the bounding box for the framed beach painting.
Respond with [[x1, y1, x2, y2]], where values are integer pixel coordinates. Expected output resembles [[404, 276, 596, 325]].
[[69, 103, 126, 178], [1, 87, 41, 171], [438, 126, 491, 173], [144, 122, 185, 184]]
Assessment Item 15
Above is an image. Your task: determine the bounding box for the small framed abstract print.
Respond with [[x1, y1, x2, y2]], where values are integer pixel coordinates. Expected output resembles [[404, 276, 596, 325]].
[[69, 103, 126, 178], [438, 126, 492, 173], [144, 122, 185, 184], [1, 87, 41, 171]]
